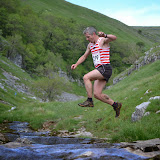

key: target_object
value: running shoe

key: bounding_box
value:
[114,102,122,117]
[78,100,94,107]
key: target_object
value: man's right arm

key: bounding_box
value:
[71,44,91,70]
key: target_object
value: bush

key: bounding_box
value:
[32,76,71,101]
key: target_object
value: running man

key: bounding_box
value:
[71,27,122,117]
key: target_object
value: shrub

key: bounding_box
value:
[32,76,71,101]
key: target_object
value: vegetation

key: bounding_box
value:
[133,26,160,43]
[0,0,154,80]
[0,55,160,142]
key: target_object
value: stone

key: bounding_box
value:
[120,138,160,158]
[132,96,160,122]
[144,89,152,95]
[131,102,150,122]
[144,111,150,116]
[3,142,32,148]
[76,151,94,159]
[74,127,93,138]
[149,96,160,100]
[16,138,32,144]
[0,133,5,142]
[8,106,16,112]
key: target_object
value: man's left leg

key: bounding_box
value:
[93,79,114,105]
[93,79,122,117]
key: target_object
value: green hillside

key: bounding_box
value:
[132,26,160,43]
[0,54,159,142]
[22,0,153,45]
[20,0,156,75]
[0,0,156,81]
[0,56,36,111]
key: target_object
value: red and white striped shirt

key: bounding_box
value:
[90,37,110,68]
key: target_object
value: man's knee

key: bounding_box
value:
[94,92,101,100]
[94,93,109,100]
[83,74,89,81]
[103,94,110,100]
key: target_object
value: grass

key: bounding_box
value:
[0,54,160,142]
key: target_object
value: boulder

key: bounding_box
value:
[131,96,160,122]
[131,102,150,122]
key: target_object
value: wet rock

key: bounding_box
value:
[75,151,94,159]
[120,138,160,158]
[3,141,32,148]
[16,138,32,144]
[0,133,5,144]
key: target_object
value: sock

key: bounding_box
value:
[87,97,93,102]
[112,102,118,108]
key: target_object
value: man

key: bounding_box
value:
[71,27,122,117]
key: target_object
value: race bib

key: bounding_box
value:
[92,52,100,66]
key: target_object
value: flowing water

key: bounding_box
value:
[0,121,148,160]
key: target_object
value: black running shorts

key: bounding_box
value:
[96,64,112,82]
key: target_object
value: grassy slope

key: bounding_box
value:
[1,55,160,142]
[0,56,37,112]
[22,0,153,48]
[132,26,160,43]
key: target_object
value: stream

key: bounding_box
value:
[0,121,149,160]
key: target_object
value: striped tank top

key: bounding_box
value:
[90,37,110,68]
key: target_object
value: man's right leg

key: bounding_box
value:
[78,69,105,107]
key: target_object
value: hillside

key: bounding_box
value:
[20,0,157,75]
[0,56,38,110]
[132,26,160,43]
[22,0,153,45]
[0,0,156,81]
[0,53,159,142]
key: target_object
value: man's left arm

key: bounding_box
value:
[98,32,117,43]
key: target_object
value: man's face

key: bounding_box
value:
[85,32,94,43]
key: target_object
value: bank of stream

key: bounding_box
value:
[0,121,153,160]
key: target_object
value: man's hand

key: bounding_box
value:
[71,64,77,70]
[98,31,106,37]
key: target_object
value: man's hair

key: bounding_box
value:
[83,27,97,35]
